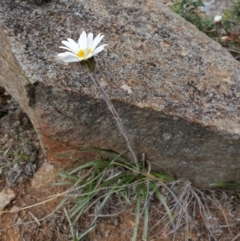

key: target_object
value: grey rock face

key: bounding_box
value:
[1,0,240,188]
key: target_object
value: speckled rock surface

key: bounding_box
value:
[1,0,240,188]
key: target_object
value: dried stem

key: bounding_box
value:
[88,72,138,165]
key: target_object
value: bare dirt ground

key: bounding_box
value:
[1,89,240,241]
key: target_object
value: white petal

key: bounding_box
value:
[58,52,80,62]
[58,52,76,57]
[59,46,76,52]
[87,33,93,49]
[67,38,80,51]
[61,39,79,52]
[62,56,80,62]
[78,31,87,49]
[91,34,104,51]
[92,44,107,56]
[86,53,93,59]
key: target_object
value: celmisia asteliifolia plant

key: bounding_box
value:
[58,31,138,165]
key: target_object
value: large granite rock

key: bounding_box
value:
[1,0,240,188]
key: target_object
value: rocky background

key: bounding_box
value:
[1,1,240,240]
[1,0,240,188]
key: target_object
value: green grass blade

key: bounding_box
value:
[119,190,131,204]
[142,203,149,241]
[132,184,141,241]
[63,207,76,240]
[151,183,174,224]
[68,161,99,175]
[141,177,150,241]
[58,172,80,181]
[118,175,137,205]
[151,172,174,182]
[96,176,135,216]
[76,224,97,240]
[71,195,95,224]
[70,198,88,219]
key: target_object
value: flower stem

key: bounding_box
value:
[88,72,138,165]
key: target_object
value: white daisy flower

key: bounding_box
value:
[214,15,222,23]
[58,31,107,63]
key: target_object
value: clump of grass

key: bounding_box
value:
[54,153,175,240]
[56,154,172,241]
[54,152,232,241]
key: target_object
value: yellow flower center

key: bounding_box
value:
[76,48,93,59]
[76,49,86,59]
